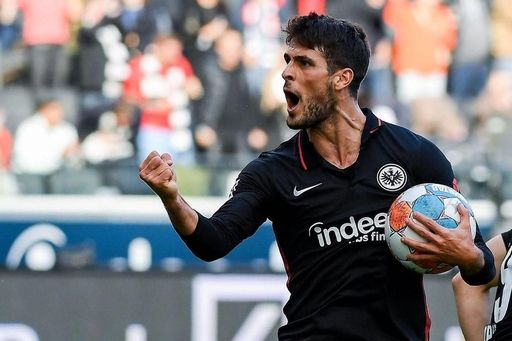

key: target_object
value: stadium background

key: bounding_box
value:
[0,0,510,340]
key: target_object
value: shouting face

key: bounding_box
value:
[282,42,337,129]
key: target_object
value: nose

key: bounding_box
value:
[282,63,294,81]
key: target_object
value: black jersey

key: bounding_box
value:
[183,109,494,341]
[485,229,512,340]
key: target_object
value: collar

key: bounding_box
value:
[295,108,384,171]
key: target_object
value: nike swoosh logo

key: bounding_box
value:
[293,183,323,197]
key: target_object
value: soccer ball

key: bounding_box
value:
[385,183,477,274]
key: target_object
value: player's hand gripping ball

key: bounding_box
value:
[385,183,477,274]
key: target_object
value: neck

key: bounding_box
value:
[307,101,366,169]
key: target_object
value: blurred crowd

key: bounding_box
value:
[0,0,511,207]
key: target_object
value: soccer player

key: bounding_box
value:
[452,229,512,341]
[139,13,495,340]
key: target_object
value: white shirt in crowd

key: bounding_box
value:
[12,114,78,175]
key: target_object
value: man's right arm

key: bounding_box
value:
[452,234,506,341]
[139,151,198,236]
[139,151,269,261]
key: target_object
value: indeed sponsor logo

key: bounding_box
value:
[308,213,388,247]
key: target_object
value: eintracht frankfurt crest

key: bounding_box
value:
[377,164,407,191]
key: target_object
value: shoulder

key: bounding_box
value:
[228,142,292,198]
[18,115,42,130]
[380,121,441,153]
[244,136,298,173]
[237,134,300,189]
[378,121,453,180]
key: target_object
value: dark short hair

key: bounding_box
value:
[283,12,371,98]
[35,98,60,111]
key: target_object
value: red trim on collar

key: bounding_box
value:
[298,132,308,171]
[370,118,382,134]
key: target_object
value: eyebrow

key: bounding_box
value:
[296,55,314,64]
[283,53,315,64]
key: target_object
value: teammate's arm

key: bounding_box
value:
[452,235,505,341]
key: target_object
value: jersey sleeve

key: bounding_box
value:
[180,159,271,261]
[412,137,455,186]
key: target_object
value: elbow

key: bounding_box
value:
[451,273,464,291]
[195,253,221,262]
[191,248,230,263]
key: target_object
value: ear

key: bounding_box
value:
[332,68,354,91]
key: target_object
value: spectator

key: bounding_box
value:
[448,0,491,110]
[174,0,231,135]
[81,100,137,165]
[297,0,326,15]
[240,0,283,99]
[75,0,132,143]
[472,70,512,157]
[259,44,292,147]
[383,0,458,104]
[76,0,130,113]
[12,99,80,193]
[146,0,176,36]
[178,0,230,79]
[81,99,145,194]
[123,34,202,165]
[113,0,158,56]
[473,70,512,128]
[0,0,20,50]
[327,0,394,107]
[194,29,263,195]
[409,96,469,145]
[12,0,82,99]
[0,109,16,193]
[490,0,512,73]
[0,109,12,170]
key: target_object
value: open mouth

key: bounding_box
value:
[284,89,300,111]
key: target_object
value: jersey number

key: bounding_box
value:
[494,247,512,322]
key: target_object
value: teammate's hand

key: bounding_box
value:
[401,204,483,273]
[139,151,178,199]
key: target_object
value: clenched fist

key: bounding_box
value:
[139,151,178,199]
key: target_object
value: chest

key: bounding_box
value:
[274,156,412,222]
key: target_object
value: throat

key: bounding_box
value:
[308,129,362,170]
[327,151,359,169]
[317,139,361,169]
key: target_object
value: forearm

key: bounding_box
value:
[453,276,490,340]
[180,213,236,261]
[161,194,198,236]
[456,296,489,341]
[162,194,240,261]
[179,190,269,262]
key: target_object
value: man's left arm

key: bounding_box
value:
[403,206,495,285]
[406,138,495,284]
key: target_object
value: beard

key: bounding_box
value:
[286,82,337,130]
